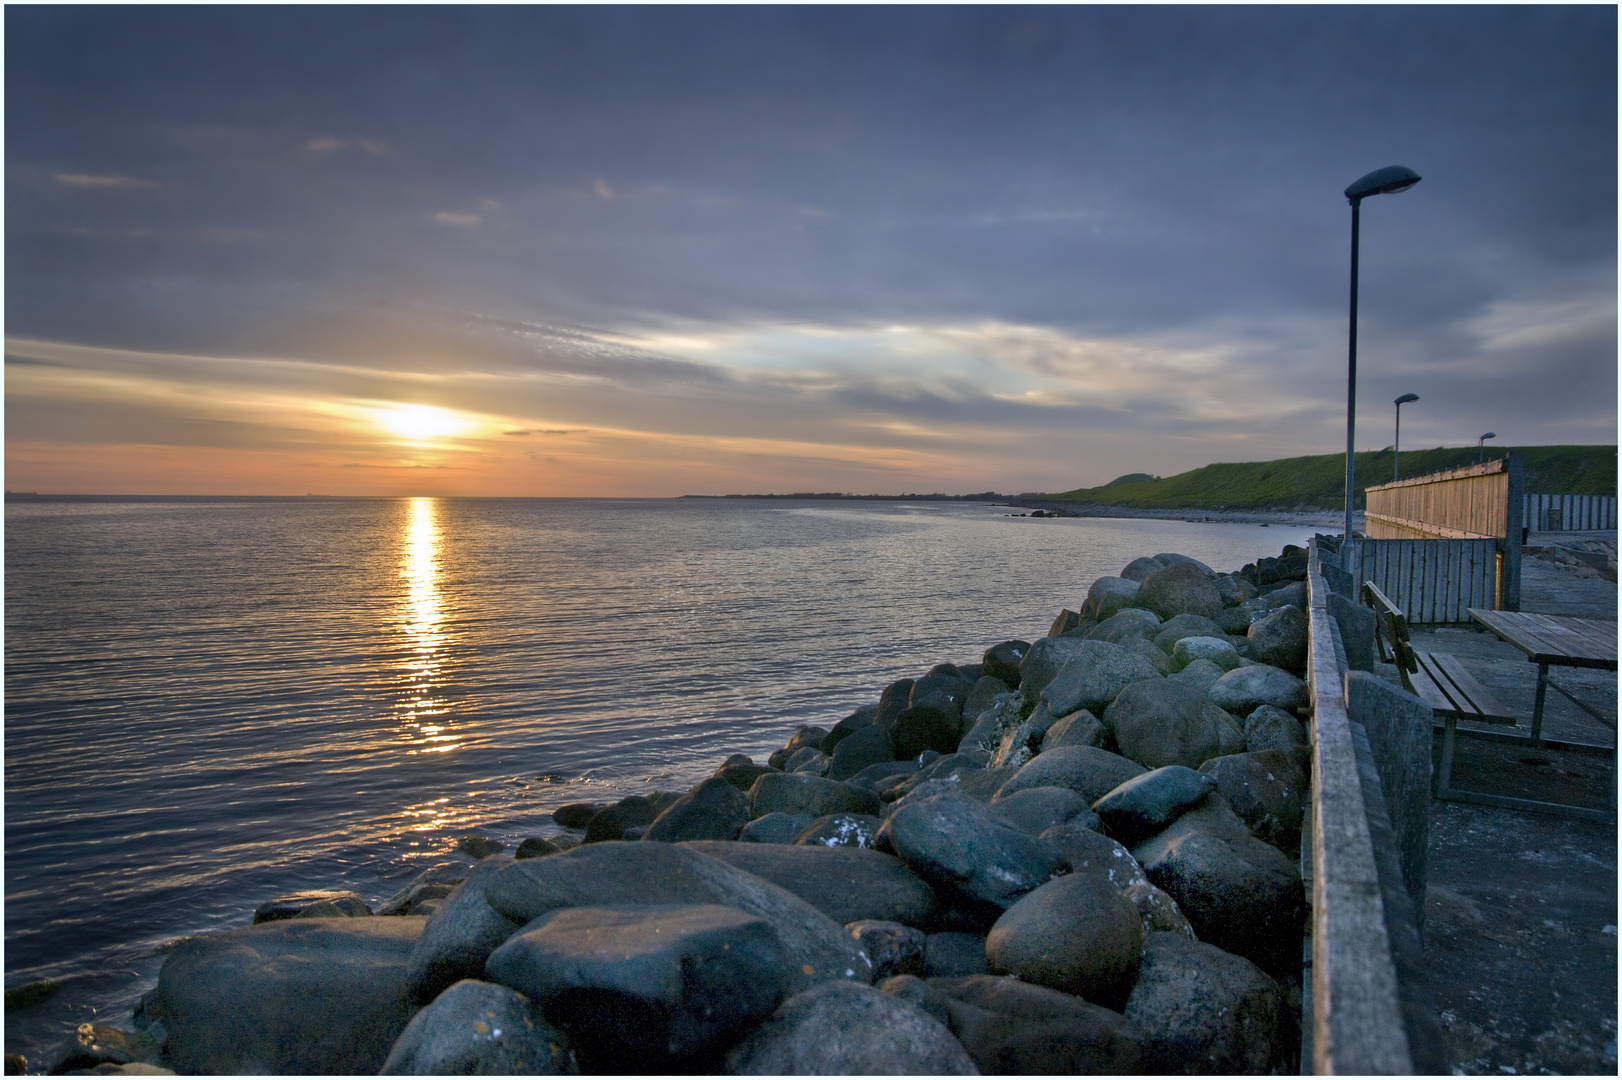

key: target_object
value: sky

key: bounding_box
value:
[5,5,1616,497]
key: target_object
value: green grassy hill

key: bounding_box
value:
[1037,445,1617,511]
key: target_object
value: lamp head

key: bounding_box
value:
[1395,393,1419,405]
[1479,432,1496,442]
[1345,165,1421,203]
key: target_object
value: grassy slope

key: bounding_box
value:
[1037,445,1617,511]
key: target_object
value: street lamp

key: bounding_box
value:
[1393,393,1419,482]
[1343,165,1421,543]
[1478,431,1496,463]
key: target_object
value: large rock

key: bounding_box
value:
[1207,664,1310,715]
[644,777,751,843]
[1119,556,1167,582]
[957,692,1026,755]
[818,708,878,756]
[1153,552,1215,575]
[679,840,938,926]
[982,640,1029,688]
[963,675,1013,720]
[874,679,916,728]
[482,842,871,995]
[826,723,898,782]
[1136,562,1224,620]
[1123,932,1286,1074]
[923,932,992,976]
[42,1024,159,1075]
[846,920,926,980]
[485,905,785,1065]
[986,786,1097,836]
[892,705,961,761]
[583,796,663,844]
[786,747,832,776]
[1243,704,1308,756]
[377,862,469,917]
[1084,608,1163,645]
[1171,635,1242,672]
[1084,576,1142,622]
[136,918,424,1075]
[1038,708,1107,752]
[1091,766,1217,844]
[985,872,1142,1008]
[724,981,977,1075]
[252,890,371,924]
[913,975,1144,1075]
[406,856,524,1002]
[738,810,816,844]
[876,791,1065,913]
[1151,614,1226,654]
[1015,636,1092,698]
[713,757,779,793]
[1039,641,1166,717]
[1131,802,1304,975]
[1197,750,1306,851]
[1247,605,1308,675]
[1037,824,1196,940]
[1104,680,1245,770]
[996,745,1147,804]
[748,772,882,818]
[380,979,576,1075]
[793,812,883,849]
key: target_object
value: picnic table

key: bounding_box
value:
[1468,608,1617,818]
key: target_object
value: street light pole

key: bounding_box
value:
[1478,432,1496,464]
[1394,393,1418,482]
[1341,166,1421,543]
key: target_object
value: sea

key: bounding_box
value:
[2,495,1319,1062]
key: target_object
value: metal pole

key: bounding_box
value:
[1394,400,1401,483]
[1345,197,1361,542]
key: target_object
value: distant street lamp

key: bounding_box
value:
[1343,165,1422,542]
[1393,393,1419,482]
[1478,431,1496,463]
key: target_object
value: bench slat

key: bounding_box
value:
[1424,651,1515,725]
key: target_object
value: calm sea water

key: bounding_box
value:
[3,496,1316,1061]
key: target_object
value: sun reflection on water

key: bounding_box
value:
[394,497,459,757]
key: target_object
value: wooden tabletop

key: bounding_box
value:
[1468,609,1618,671]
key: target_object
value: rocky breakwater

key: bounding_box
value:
[65,545,1316,1077]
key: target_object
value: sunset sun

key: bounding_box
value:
[380,404,462,441]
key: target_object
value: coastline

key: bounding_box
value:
[1007,499,1359,531]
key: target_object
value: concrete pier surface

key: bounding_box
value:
[1382,543,1616,1075]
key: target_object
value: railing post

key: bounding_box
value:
[1503,453,1524,612]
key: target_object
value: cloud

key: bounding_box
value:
[54,173,161,190]
[433,212,482,227]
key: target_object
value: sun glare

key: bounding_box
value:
[381,404,463,441]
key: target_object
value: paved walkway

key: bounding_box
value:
[1381,553,1617,1074]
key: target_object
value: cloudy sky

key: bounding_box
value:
[5,6,1615,496]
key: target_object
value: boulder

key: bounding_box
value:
[986,786,1097,836]
[845,920,926,980]
[982,641,1029,687]
[1132,804,1304,975]
[1049,607,1083,635]
[1104,679,1245,770]
[986,710,1058,771]
[844,760,917,791]
[826,724,898,782]
[1129,636,1177,675]
[583,797,663,844]
[923,932,992,977]
[136,918,424,1075]
[1039,641,1166,717]
[1208,665,1309,715]
[379,979,576,1075]
[963,675,1014,720]
[1247,605,1308,675]
[738,810,816,844]
[43,1024,159,1076]
[818,708,878,756]
[1037,824,1195,940]
[793,813,884,849]
[996,745,1147,804]
[378,863,469,916]
[892,705,961,761]
[457,836,506,860]
[1243,704,1309,756]
[1039,708,1108,752]
[1084,607,1163,645]
[956,692,1026,755]
[1154,553,1215,575]
[1120,556,1167,582]
[1197,750,1306,851]
[550,803,604,830]
[1091,766,1218,844]
[483,843,870,994]
[876,791,1065,912]
[713,758,779,793]
[1124,880,1198,940]
[1088,574,1142,607]
[770,726,829,769]
[485,905,785,1066]
[911,672,973,712]
[1212,606,1254,634]
[252,890,371,924]
[985,871,1142,1008]
[874,679,916,728]
[1136,562,1223,620]
[1213,573,1258,606]
[515,837,561,860]
[406,856,524,1002]
[678,840,938,927]
[644,777,751,843]
[1123,933,1286,1074]
[1171,635,1242,672]
[1151,614,1225,654]
[922,975,1145,1075]
[1168,657,1225,693]
[748,772,882,818]
[786,747,832,776]
[723,981,977,1075]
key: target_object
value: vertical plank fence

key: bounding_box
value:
[1524,493,1617,532]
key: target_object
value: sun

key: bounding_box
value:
[380,404,463,441]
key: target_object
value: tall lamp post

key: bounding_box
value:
[1393,393,1419,482]
[1478,431,1496,463]
[1343,165,1421,543]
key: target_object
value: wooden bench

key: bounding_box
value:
[1363,581,1517,798]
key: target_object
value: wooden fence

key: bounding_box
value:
[1525,493,1617,532]
[1359,456,1523,619]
